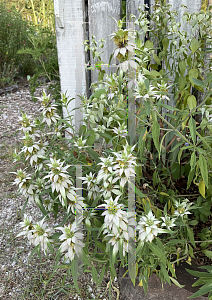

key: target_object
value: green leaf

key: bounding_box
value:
[49,232,61,240]
[192,78,206,88]
[179,76,186,90]
[189,219,198,226]
[189,117,196,144]
[199,154,208,188]
[90,89,106,100]
[91,266,99,284]
[79,125,86,136]
[98,265,106,286]
[87,148,100,163]
[187,168,195,189]
[188,282,212,298]
[202,250,212,259]
[71,259,80,293]
[153,54,160,65]
[170,277,185,288]
[179,61,186,76]
[190,38,199,54]
[35,197,48,217]
[83,249,92,268]
[186,226,195,247]
[145,40,153,49]
[199,181,205,198]
[144,100,151,117]
[152,120,160,153]
[187,95,197,110]
[148,242,166,265]
[162,37,169,51]
[190,152,196,170]
[87,130,96,146]
[189,69,198,86]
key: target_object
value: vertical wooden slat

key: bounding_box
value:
[126,0,145,21]
[54,0,87,135]
[126,0,145,34]
[88,0,121,86]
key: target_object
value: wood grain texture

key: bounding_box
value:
[88,0,121,85]
[54,0,87,134]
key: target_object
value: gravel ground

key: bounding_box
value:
[0,83,121,300]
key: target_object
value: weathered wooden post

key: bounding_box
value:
[54,0,87,136]
[88,0,121,85]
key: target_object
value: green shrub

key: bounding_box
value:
[0,1,35,77]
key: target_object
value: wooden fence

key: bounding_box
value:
[53,0,203,133]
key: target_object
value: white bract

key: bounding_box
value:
[99,196,128,236]
[80,172,99,200]
[100,176,121,198]
[18,113,35,134]
[12,169,36,203]
[58,187,86,214]
[42,104,60,126]
[97,156,115,182]
[73,136,87,149]
[161,215,176,230]
[112,122,127,137]
[173,198,193,217]
[16,214,34,240]
[30,218,54,253]
[56,222,84,261]
[137,210,161,243]
[113,143,137,187]
[44,158,73,198]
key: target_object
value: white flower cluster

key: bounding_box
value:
[97,142,137,189]
[56,222,84,261]
[18,113,36,134]
[134,72,170,102]
[17,215,84,261]
[12,169,37,203]
[20,132,47,167]
[16,215,53,253]
[99,196,134,257]
[44,158,86,213]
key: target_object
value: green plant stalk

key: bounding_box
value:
[30,0,37,25]
[154,108,193,146]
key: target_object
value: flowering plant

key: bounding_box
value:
[13,2,212,298]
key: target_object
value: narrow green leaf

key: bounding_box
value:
[190,152,196,169]
[186,269,212,278]
[186,226,195,247]
[199,154,208,188]
[98,265,106,286]
[202,250,212,259]
[148,243,166,265]
[189,118,196,144]
[152,120,160,153]
[162,37,169,51]
[187,168,195,189]
[170,277,185,288]
[192,78,206,88]
[188,282,212,298]
[179,61,186,76]
[91,266,98,284]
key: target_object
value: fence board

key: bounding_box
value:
[54,0,87,135]
[88,0,121,85]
